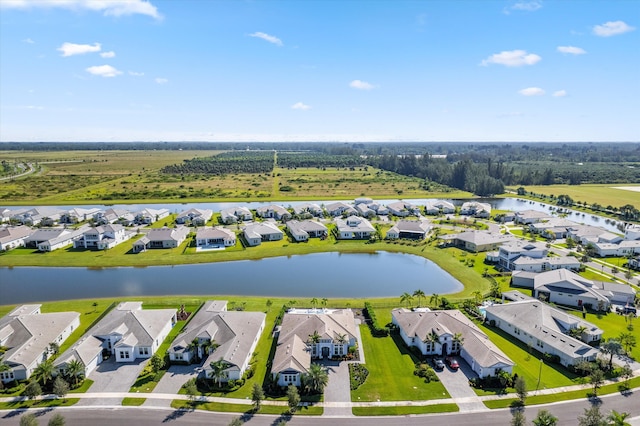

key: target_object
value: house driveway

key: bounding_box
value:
[436,358,485,412]
[77,357,147,406]
[321,360,353,417]
[143,363,203,407]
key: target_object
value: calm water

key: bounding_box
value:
[0,252,463,304]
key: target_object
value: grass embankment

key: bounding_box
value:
[0,398,79,410]
[506,184,640,208]
[122,397,146,406]
[170,400,323,415]
[352,404,459,416]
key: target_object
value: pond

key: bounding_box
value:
[0,251,463,304]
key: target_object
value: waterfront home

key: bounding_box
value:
[485,292,601,367]
[271,309,358,387]
[497,241,548,271]
[195,227,236,248]
[10,207,64,226]
[0,305,79,383]
[25,226,88,252]
[220,207,253,224]
[354,197,373,205]
[529,218,578,239]
[0,225,32,251]
[440,230,515,253]
[168,301,265,382]
[256,205,292,221]
[533,269,616,310]
[334,216,375,240]
[514,209,552,225]
[242,222,283,246]
[94,208,136,226]
[386,220,431,240]
[175,208,213,226]
[460,201,491,218]
[392,308,514,378]
[135,208,170,225]
[292,203,323,218]
[55,302,176,376]
[355,203,376,218]
[132,226,190,252]
[0,208,11,223]
[592,240,640,257]
[286,220,328,242]
[368,202,389,215]
[325,202,357,217]
[73,224,134,250]
[60,207,101,224]
[386,201,420,217]
[625,224,640,241]
[424,200,455,215]
[511,255,581,273]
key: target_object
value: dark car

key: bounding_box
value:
[432,358,445,370]
[446,356,459,370]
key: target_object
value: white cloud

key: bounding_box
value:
[553,90,567,97]
[557,45,586,55]
[100,51,116,58]
[291,102,311,110]
[58,42,101,57]
[481,50,541,67]
[86,65,122,77]
[128,71,144,76]
[22,37,34,44]
[349,80,376,90]
[248,32,283,46]
[155,77,168,84]
[518,87,545,96]
[511,1,542,11]
[1,0,162,20]
[593,21,635,37]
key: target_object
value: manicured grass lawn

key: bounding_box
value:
[567,310,640,361]
[352,403,459,416]
[122,397,146,406]
[68,379,94,394]
[507,184,640,208]
[170,399,323,415]
[351,325,450,402]
[0,398,79,410]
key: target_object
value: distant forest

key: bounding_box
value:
[3,141,639,196]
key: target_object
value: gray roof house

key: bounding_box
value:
[392,308,514,378]
[176,208,213,226]
[73,224,134,250]
[514,209,552,224]
[386,220,431,240]
[242,222,283,246]
[0,225,32,251]
[168,301,265,382]
[255,205,292,221]
[485,293,601,367]
[132,226,190,252]
[93,208,136,226]
[325,202,357,217]
[497,240,548,271]
[220,206,253,224]
[386,201,420,217]
[25,226,88,252]
[0,305,80,383]
[510,255,581,273]
[424,200,455,215]
[286,220,328,242]
[10,207,64,226]
[293,203,323,218]
[195,227,236,248]
[272,309,358,387]
[60,207,101,224]
[460,202,491,218]
[532,269,622,310]
[625,224,640,241]
[440,231,515,253]
[334,216,375,240]
[135,208,170,225]
[355,203,376,218]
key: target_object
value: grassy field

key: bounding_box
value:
[507,184,640,207]
[351,325,450,402]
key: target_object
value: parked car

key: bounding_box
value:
[446,356,459,370]
[432,358,445,370]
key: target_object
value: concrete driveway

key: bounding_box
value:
[143,363,203,407]
[436,357,485,412]
[77,357,147,406]
[321,360,352,417]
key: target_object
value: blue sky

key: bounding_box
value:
[0,0,638,142]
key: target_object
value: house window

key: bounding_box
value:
[139,347,149,355]
[120,351,130,359]
[1,371,14,380]
[175,353,183,360]
[425,342,435,353]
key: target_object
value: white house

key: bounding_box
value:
[532,269,620,311]
[386,220,431,240]
[497,241,548,271]
[175,208,213,226]
[132,226,190,252]
[511,255,581,273]
[242,222,283,246]
[271,309,358,387]
[423,200,455,215]
[255,205,292,221]
[60,208,101,224]
[625,224,640,241]
[286,220,328,242]
[325,202,357,217]
[440,231,515,253]
[0,225,32,251]
[355,203,376,218]
[135,208,170,225]
[293,203,323,218]
[0,305,80,383]
[73,224,134,250]
[334,216,375,240]
[460,202,491,218]
[593,240,640,257]
[220,207,253,224]
[25,227,88,252]
[514,210,552,225]
[10,207,64,226]
[195,227,236,248]
[392,308,514,378]
[93,208,136,226]
[386,201,420,217]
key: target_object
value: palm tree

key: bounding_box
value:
[532,409,558,426]
[202,339,217,357]
[452,333,464,354]
[413,289,426,307]
[33,359,55,387]
[471,291,483,305]
[424,330,440,354]
[208,358,229,387]
[321,298,328,309]
[400,292,413,308]
[310,298,319,309]
[64,359,85,387]
[568,325,587,340]
[430,293,440,308]
[302,363,329,394]
[607,410,631,426]
[0,355,9,373]
[308,330,321,345]
[189,338,201,362]
[336,333,347,345]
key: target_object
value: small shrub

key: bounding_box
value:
[349,364,369,390]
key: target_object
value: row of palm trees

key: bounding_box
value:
[400,290,443,308]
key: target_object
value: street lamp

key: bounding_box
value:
[536,358,543,392]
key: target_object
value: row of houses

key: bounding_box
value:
[0,207,171,227]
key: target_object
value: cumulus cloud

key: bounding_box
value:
[248,32,283,46]
[510,1,542,11]
[86,65,122,77]
[100,51,116,58]
[557,46,586,55]
[129,71,144,76]
[22,38,34,44]
[1,0,162,20]
[291,102,311,110]
[155,77,168,84]
[518,87,545,96]
[553,90,567,97]
[58,42,101,57]
[481,50,541,67]
[593,21,635,37]
[349,80,375,90]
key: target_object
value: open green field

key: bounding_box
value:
[508,184,640,207]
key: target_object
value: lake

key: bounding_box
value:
[0,251,463,304]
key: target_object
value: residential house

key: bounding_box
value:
[195,227,236,247]
[497,241,548,271]
[566,225,623,246]
[440,231,515,253]
[286,220,328,242]
[355,203,376,218]
[0,208,12,223]
[0,225,32,251]
[168,301,265,383]
[485,293,601,367]
[460,202,491,218]
[271,309,358,387]
[175,208,213,226]
[94,208,135,226]
[629,256,640,271]
[625,224,640,241]
[10,207,64,226]
[593,240,640,257]
[532,269,618,310]
[255,205,292,221]
[386,220,431,240]
[25,227,88,252]
[220,207,253,224]
[135,208,170,225]
[325,202,357,217]
[132,226,190,252]
[368,202,389,216]
[54,302,176,376]
[423,200,455,215]
[73,224,134,250]
[292,203,323,218]
[0,305,79,383]
[529,218,577,239]
[386,201,421,217]
[392,308,514,378]
[60,208,101,224]
[511,255,581,273]
[242,222,283,246]
[514,210,552,225]
[334,216,375,240]
[354,197,373,205]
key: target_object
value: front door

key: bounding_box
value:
[441,343,448,357]
[322,347,330,359]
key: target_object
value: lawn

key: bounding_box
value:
[122,397,146,406]
[351,325,450,402]
[170,399,323,415]
[507,184,640,208]
[352,403,459,416]
[0,398,80,410]
[567,310,640,361]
